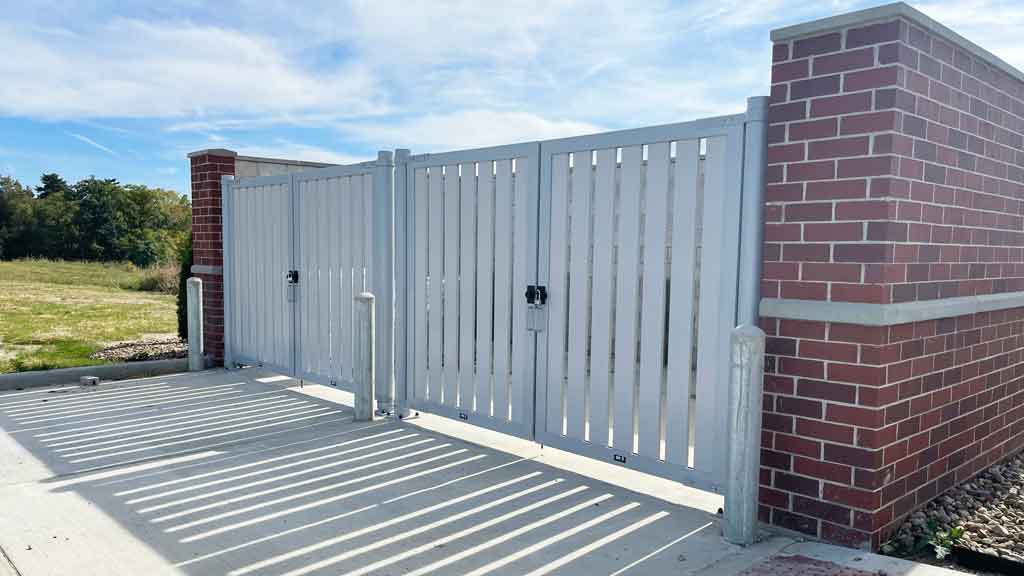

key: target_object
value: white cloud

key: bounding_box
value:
[232,139,369,166]
[66,132,119,156]
[338,110,601,152]
[0,18,387,120]
[915,1,1024,70]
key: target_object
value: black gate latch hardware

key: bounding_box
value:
[286,270,300,284]
[525,285,548,305]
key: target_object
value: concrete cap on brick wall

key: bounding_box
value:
[771,1,1024,85]
[187,148,238,158]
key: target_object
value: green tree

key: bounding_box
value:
[35,173,70,200]
[0,176,36,259]
[69,177,126,262]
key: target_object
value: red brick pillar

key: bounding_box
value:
[760,5,1024,549]
[188,149,236,365]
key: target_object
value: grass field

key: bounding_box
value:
[0,260,177,373]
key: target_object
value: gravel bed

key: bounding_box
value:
[886,450,1024,567]
[89,337,187,362]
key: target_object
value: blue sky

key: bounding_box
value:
[2,1,1021,197]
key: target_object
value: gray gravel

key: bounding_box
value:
[887,450,1024,566]
[89,337,186,362]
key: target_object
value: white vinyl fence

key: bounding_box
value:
[222,99,767,493]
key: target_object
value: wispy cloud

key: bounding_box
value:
[66,132,119,156]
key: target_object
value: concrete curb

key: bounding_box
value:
[0,359,189,391]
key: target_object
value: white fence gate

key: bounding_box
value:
[532,118,746,492]
[223,154,394,402]
[399,144,539,439]
[221,99,767,494]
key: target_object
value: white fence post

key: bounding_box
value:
[374,151,395,413]
[393,149,411,419]
[737,96,768,326]
[354,292,377,421]
[186,277,204,371]
[220,174,235,369]
[724,324,765,545]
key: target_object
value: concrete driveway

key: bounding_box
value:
[0,368,792,575]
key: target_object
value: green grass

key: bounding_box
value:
[0,259,177,373]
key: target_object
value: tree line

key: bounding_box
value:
[0,173,190,267]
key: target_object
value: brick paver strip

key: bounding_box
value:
[738,555,881,576]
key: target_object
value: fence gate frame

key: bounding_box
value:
[222,152,395,408]
[396,143,541,440]
[531,114,749,493]
[220,97,768,498]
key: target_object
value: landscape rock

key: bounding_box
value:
[885,450,1024,568]
[89,336,186,362]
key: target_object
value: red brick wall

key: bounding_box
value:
[189,152,234,363]
[762,14,1024,549]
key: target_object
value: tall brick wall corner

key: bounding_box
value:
[761,6,1024,550]
[189,149,235,365]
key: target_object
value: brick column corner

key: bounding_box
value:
[188,148,236,365]
[760,4,1024,550]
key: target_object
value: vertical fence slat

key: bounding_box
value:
[638,142,671,461]
[268,184,279,366]
[510,156,531,425]
[665,139,699,467]
[589,148,616,447]
[414,168,429,402]
[443,165,460,406]
[546,153,570,435]
[694,136,727,474]
[491,159,513,421]
[318,178,330,375]
[427,168,445,401]
[613,145,643,454]
[459,162,477,410]
[328,177,341,381]
[340,176,354,383]
[475,162,495,417]
[566,152,592,441]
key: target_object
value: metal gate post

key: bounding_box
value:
[373,151,395,413]
[724,95,769,546]
[186,277,204,371]
[725,324,766,545]
[354,292,377,421]
[737,96,769,326]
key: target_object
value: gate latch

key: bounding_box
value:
[525,285,548,306]
[286,270,300,285]
[525,285,548,332]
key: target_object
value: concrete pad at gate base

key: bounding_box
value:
[3,367,934,575]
